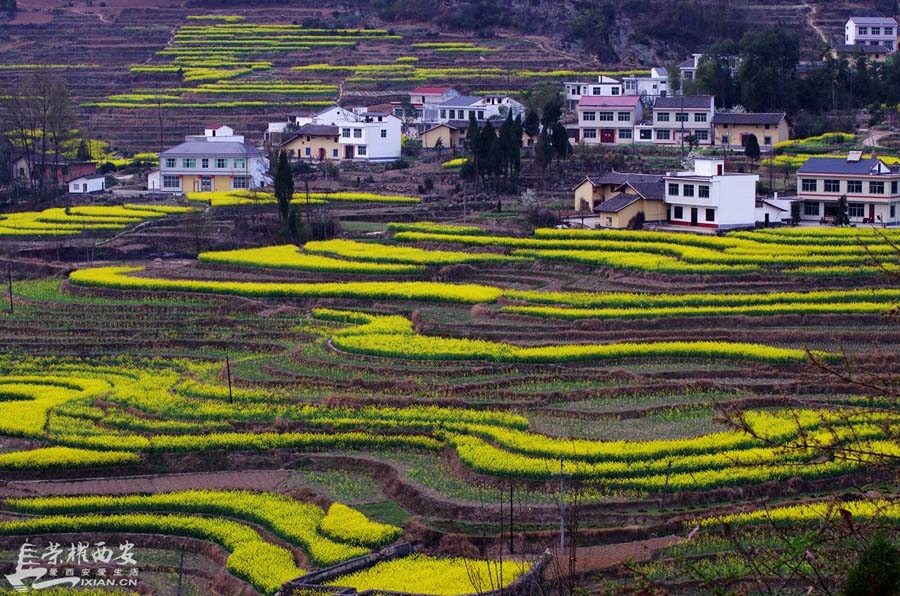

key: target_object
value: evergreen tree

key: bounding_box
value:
[743,133,760,166]
[465,113,482,183]
[522,109,540,141]
[498,113,515,178]
[540,94,562,129]
[534,129,553,178]
[479,120,498,180]
[511,114,523,174]
[550,122,570,159]
[274,151,294,224]
[836,194,850,226]
[844,533,900,596]
[76,139,91,161]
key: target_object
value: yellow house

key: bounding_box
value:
[279,124,341,161]
[422,123,466,150]
[573,172,666,229]
[712,113,789,151]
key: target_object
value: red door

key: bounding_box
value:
[344,145,354,159]
[869,204,875,222]
[600,129,615,143]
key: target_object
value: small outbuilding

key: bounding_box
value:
[68,174,106,194]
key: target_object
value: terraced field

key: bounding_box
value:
[0,214,898,595]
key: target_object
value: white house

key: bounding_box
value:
[432,95,525,125]
[274,106,402,162]
[664,158,758,229]
[68,174,106,194]
[564,71,670,110]
[678,54,703,83]
[796,154,900,225]
[154,125,270,194]
[845,17,898,53]
[576,96,643,145]
[649,96,715,146]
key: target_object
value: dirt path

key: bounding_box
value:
[544,534,683,579]
[802,2,828,46]
[1,470,294,498]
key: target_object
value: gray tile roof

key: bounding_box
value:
[439,95,482,108]
[596,193,640,213]
[713,112,786,125]
[796,157,888,175]
[847,16,897,25]
[160,141,264,157]
[835,44,894,54]
[654,96,713,110]
[596,172,665,201]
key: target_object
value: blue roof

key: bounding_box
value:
[439,96,482,108]
[796,157,891,175]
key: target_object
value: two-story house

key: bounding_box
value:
[796,155,900,225]
[845,17,898,53]
[150,125,269,194]
[650,96,715,146]
[712,112,790,151]
[564,71,670,111]
[665,158,758,229]
[576,96,643,145]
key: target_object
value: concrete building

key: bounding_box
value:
[664,158,758,229]
[564,69,670,110]
[432,95,524,125]
[271,106,402,162]
[153,125,269,194]
[712,112,790,151]
[796,154,900,225]
[576,96,643,145]
[67,174,106,194]
[845,16,897,53]
[650,96,715,146]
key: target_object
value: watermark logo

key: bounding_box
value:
[5,541,140,592]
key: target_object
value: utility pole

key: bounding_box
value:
[7,269,12,314]
[558,459,565,554]
[225,354,233,403]
[509,481,514,553]
[680,92,685,159]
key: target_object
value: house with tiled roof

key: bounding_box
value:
[796,154,900,224]
[576,96,643,145]
[431,95,525,126]
[150,126,269,194]
[648,96,715,146]
[573,172,667,228]
[712,112,789,150]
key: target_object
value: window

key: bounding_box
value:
[804,202,820,216]
[886,27,894,36]
[891,205,896,219]
[640,129,653,140]
[216,158,227,169]
[611,87,620,95]
[162,175,180,189]
[870,181,885,194]
[232,176,249,189]
[824,179,840,193]
[233,158,246,169]
[892,181,898,194]
[673,206,684,219]
[201,158,209,169]
[657,112,670,122]
[695,130,709,141]
[357,145,367,156]
[182,158,195,168]
[699,185,710,198]
[721,135,730,145]
[675,112,689,122]
[668,183,679,196]
[618,128,632,139]
[705,208,715,222]
[683,184,695,197]
[164,158,176,168]
[583,129,597,139]
[617,112,630,122]
[380,129,387,138]
[583,112,596,121]
[848,203,865,218]
[305,147,311,156]
[859,26,868,35]
[440,109,446,119]
[656,129,671,140]
[847,180,863,193]
[871,27,881,35]
[801,179,817,192]
[764,136,772,145]
[599,112,614,121]
[592,87,601,95]
[694,113,707,123]
[342,128,351,138]
[353,129,362,138]
[332,149,338,158]
[477,111,484,120]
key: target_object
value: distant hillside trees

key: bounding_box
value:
[2,0,16,15]
[567,2,617,61]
